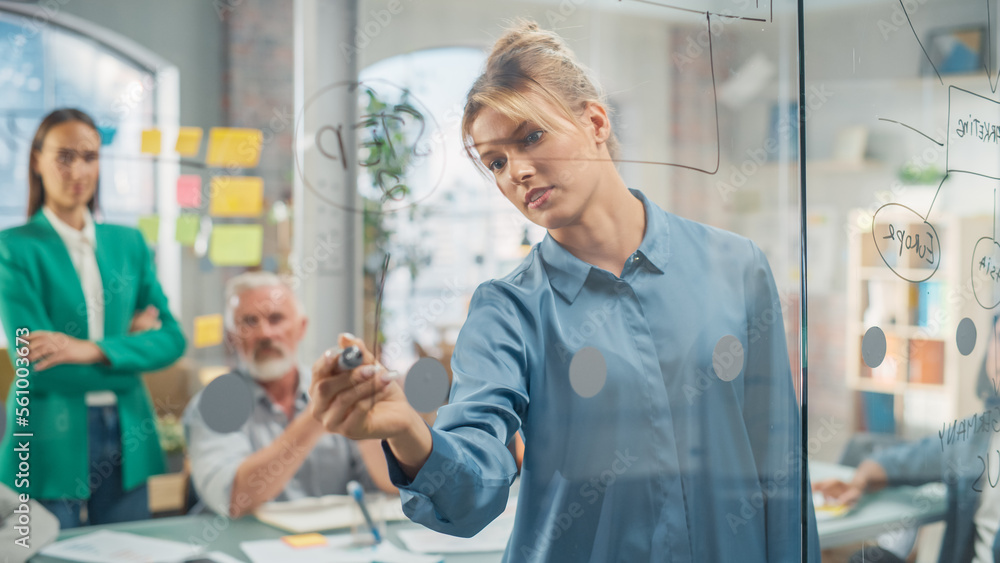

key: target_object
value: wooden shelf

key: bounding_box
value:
[856,322,945,340]
[846,209,994,430]
[852,379,945,395]
[858,267,937,281]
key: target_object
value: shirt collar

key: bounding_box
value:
[539,188,670,303]
[42,206,96,248]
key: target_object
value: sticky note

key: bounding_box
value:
[177,175,202,208]
[140,129,161,154]
[205,127,263,168]
[209,224,263,266]
[193,314,224,348]
[137,215,159,245]
[97,126,117,146]
[209,176,264,217]
[281,533,328,548]
[175,127,203,156]
[175,214,200,246]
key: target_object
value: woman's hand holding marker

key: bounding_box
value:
[310,333,434,478]
[310,333,413,441]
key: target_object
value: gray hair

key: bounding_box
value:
[223,271,303,331]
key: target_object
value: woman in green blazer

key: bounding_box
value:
[0,109,186,528]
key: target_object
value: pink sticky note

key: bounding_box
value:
[177,175,202,208]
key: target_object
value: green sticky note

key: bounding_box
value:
[137,215,160,245]
[209,224,263,266]
[175,214,200,246]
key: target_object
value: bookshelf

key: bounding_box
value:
[845,206,993,434]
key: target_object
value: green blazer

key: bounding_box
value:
[0,211,186,499]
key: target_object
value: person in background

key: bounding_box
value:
[815,314,1000,563]
[309,19,819,562]
[183,271,395,518]
[0,108,187,528]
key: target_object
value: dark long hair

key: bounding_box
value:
[28,108,100,218]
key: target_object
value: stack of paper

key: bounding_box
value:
[241,533,442,563]
[397,516,514,554]
[39,530,202,562]
[253,494,408,533]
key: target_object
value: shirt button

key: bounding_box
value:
[632,255,640,263]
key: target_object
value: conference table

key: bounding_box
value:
[29,462,946,562]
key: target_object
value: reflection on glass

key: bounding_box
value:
[343,3,814,560]
[807,0,1000,561]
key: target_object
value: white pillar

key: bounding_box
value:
[293,0,361,363]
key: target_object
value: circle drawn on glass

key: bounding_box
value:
[862,326,887,368]
[956,317,977,356]
[713,335,744,382]
[199,373,254,434]
[569,347,607,398]
[405,357,450,413]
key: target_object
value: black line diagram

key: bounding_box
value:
[872,0,999,317]
[859,0,1000,383]
[293,78,447,216]
[616,0,774,175]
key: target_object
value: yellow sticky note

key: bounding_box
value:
[281,533,328,548]
[193,314,224,348]
[209,176,264,217]
[205,127,263,168]
[175,127,203,156]
[209,224,263,266]
[175,214,200,246]
[137,215,159,245]
[141,129,161,154]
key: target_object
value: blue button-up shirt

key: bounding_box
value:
[385,189,820,562]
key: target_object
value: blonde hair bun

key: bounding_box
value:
[463,18,619,162]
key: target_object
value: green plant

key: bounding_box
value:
[358,86,433,345]
[897,163,944,185]
[157,413,185,454]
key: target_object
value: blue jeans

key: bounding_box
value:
[39,405,150,528]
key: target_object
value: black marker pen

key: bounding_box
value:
[338,345,363,371]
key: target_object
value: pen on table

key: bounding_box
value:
[347,480,382,545]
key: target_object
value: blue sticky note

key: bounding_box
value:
[97,126,117,146]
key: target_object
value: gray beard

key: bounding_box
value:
[241,353,296,382]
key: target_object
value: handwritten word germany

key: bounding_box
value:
[939,405,1000,451]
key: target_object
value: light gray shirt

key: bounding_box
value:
[182,367,376,516]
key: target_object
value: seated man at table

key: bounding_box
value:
[183,271,395,518]
[815,315,1000,563]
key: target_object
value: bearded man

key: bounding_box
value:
[182,271,394,517]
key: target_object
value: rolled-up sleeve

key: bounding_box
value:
[182,394,253,516]
[871,435,944,487]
